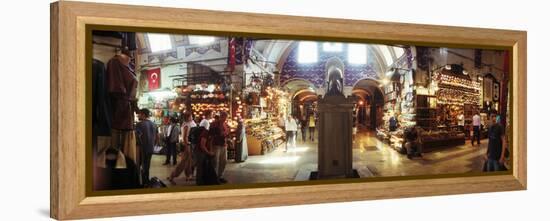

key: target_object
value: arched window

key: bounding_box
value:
[347,43,367,64]
[147,33,172,52]
[298,41,318,63]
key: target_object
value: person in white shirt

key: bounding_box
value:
[472,112,481,146]
[284,115,298,152]
[199,110,212,130]
[278,113,285,130]
[457,111,465,133]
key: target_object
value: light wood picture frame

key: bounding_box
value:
[50,1,527,220]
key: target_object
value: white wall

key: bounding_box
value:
[0,0,545,221]
[159,63,187,89]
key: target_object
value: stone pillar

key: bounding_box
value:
[315,95,357,179]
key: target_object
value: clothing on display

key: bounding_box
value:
[94,147,141,190]
[111,129,139,171]
[106,55,138,130]
[92,59,112,137]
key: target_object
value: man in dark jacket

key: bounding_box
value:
[485,114,507,171]
[135,108,158,184]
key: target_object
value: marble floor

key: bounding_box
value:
[148,129,488,187]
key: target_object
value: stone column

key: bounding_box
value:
[315,95,357,179]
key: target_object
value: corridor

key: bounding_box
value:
[149,129,488,187]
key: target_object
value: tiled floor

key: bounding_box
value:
[148,129,488,187]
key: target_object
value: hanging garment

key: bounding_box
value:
[111,129,140,172]
[95,136,111,154]
[106,55,138,130]
[121,32,137,51]
[94,147,141,190]
[92,59,112,136]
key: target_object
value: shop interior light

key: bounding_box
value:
[445,64,452,70]
[382,78,390,85]
[462,70,469,75]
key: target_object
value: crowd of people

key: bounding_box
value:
[135,109,245,187]
[279,113,318,152]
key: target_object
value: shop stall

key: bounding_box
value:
[240,85,288,155]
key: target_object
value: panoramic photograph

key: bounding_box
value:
[90,30,511,191]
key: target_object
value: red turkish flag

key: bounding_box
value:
[147,68,161,91]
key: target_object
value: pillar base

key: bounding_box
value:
[309,169,360,180]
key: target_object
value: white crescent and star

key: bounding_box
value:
[150,72,158,83]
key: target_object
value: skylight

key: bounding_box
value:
[147,33,172,53]
[393,47,405,58]
[347,43,367,64]
[298,41,318,63]
[188,35,215,45]
[322,42,343,52]
[379,46,394,66]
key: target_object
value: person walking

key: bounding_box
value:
[457,111,465,133]
[209,111,230,183]
[163,117,180,165]
[308,114,316,142]
[285,115,298,152]
[300,116,308,143]
[177,113,197,181]
[484,114,507,171]
[404,126,423,159]
[199,110,212,130]
[389,114,398,132]
[472,111,481,146]
[352,112,358,141]
[277,113,285,131]
[135,108,158,185]
[234,116,248,162]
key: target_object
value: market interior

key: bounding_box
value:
[91,31,510,190]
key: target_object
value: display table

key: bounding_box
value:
[246,133,284,155]
[245,118,285,155]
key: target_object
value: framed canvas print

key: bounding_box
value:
[50,1,527,220]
